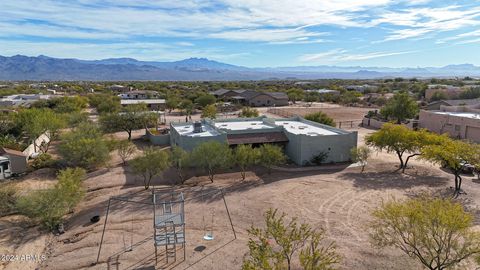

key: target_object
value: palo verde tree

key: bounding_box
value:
[116,140,137,165]
[234,144,260,180]
[239,107,260,118]
[130,147,170,190]
[350,146,372,173]
[259,144,286,174]
[380,91,419,124]
[421,138,478,196]
[365,123,442,172]
[201,104,217,119]
[170,146,190,184]
[190,141,232,182]
[195,94,216,108]
[304,112,335,127]
[370,196,480,270]
[243,208,340,270]
[100,103,157,140]
[16,167,86,230]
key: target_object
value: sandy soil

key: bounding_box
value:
[2,126,480,270]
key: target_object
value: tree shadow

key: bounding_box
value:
[339,171,449,190]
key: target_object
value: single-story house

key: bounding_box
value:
[211,89,289,107]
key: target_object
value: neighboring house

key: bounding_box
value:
[426,98,480,110]
[118,90,160,99]
[305,89,341,95]
[170,116,357,165]
[108,84,128,92]
[0,148,28,175]
[0,94,51,108]
[118,90,165,110]
[120,99,166,111]
[211,89,288,107]
[345,84,378,93]
[418,99,480,143]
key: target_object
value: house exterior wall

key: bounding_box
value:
[247,94,288,107]
[282,118,357,165]
[1,154,27,174]
[170,117,357,165]
[418,110,480,142]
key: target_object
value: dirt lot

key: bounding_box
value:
[1,127,480,270]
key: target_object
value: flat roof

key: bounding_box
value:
[174,123,220,137]
[120,99,165,105]
[214,121,274,131]
[434,111,480,120]
[275,120,338,136]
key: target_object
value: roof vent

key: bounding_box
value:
[193,122,203,133]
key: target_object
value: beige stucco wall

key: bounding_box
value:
[418,110,480,142]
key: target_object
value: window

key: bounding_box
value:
[455,125,461,131]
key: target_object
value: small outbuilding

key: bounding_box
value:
[0,148,28,175]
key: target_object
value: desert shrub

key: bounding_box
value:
[258,144,286,173]
[0,184,18,217]
[310,151,329,165]
[304,112,335,127]
[239,107,259,118]
[16,168,85,230]
[30,153,55,170]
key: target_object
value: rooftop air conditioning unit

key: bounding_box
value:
[193,122,203,133]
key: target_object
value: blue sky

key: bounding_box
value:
[0,0,480,67]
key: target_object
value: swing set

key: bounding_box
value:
[94,187,236,266]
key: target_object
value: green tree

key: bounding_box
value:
[58,122,111,169]
[179,99,194,116]
[365,124,441,171]
[287,89,304,104]
[429,91,448,102]
[370,196,480,270]
[201,104,217,119]
[234,144,260,180]
[304,112,335,127]
[88,94,121,114]
[100,104,157,140]
[240,107,260,118]
[339,91,362,105]
[459,87,480,99]
[380,92,419,124]
[170,146,190,184]
[259,144,286,174]
[52,96,88,113]
[116,140,137,165]
[243,209,340,270]
[190,141,232,182]
[350,146,372,173]
[130,147,170,190]
[166,95,180,112]
[195,94,216,108]
[421,138,477,196]
[16,168,85,230]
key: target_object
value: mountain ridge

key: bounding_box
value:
[0,55,479,81]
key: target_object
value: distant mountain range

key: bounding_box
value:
[0,55,479,81]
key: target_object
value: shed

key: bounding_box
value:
[0,148,27,175]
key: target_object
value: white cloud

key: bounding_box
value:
[378,5,480,41]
